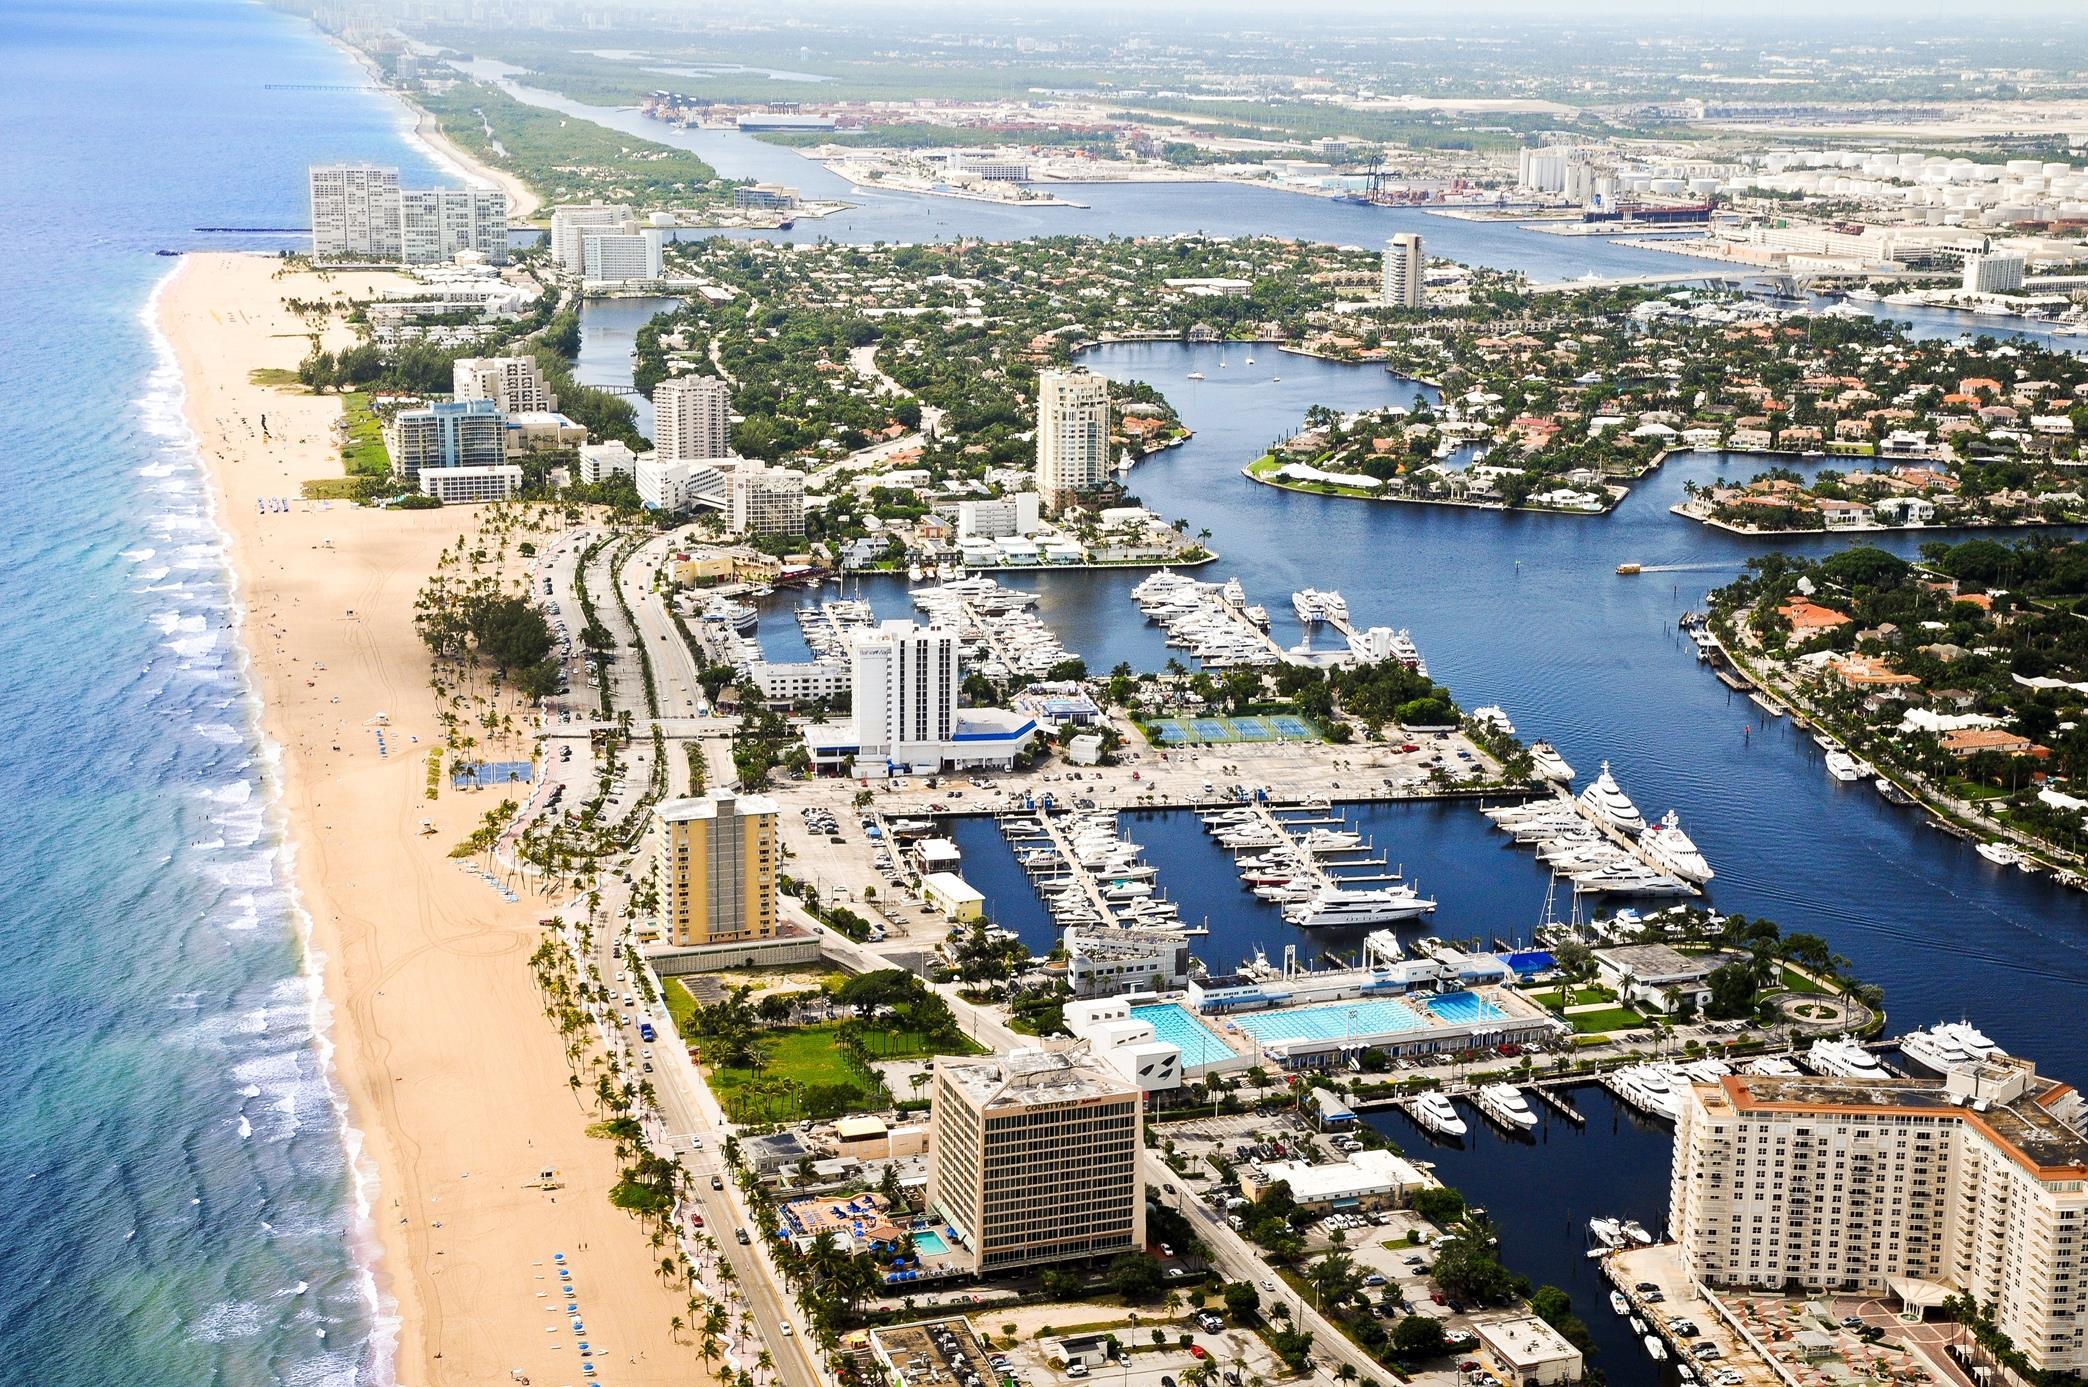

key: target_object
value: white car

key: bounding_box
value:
[781,1324,794,1337]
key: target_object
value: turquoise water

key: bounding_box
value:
[1423,992,1509,1025]
[1,2,445,1381]
[1226,998,1428,1045]
[911,1229,950,1256]
[1129,1003,1232,1063]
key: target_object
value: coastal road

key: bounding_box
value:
[586,906,829,1387]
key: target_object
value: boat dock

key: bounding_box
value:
[1008,809,1200,933]
[1533,1085,1586,1125]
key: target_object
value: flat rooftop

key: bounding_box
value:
[938,1046,1136,1109]
[1709,1071,2088,1176]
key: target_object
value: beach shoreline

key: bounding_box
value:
[319,29,542,221]
[161,251,689,1385]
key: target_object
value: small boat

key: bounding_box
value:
[1875,778,1915,806]
[1616,562,1642,576]
[1621,1219,1654,1245]
[1644,1336,1667,1362]
[1588,1217,1625,1248]
[1977,841,2024,867]
[1186,371,1205,381]
[1610,1292,1631,1317]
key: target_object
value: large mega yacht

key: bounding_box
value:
[1281,880,1437,928]
[1640,810,1714,883]
[1577,762,1648,835]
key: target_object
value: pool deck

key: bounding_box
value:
[1133,985,1558,1066]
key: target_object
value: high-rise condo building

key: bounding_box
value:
[1672,1061,2088,1372]
[384,399,519,503]
[728,465,806,538]
[307,165,507,264]
[654,375,733,462]
[1035,370,1109,509]
[928,1044,1144,1274]
[581,228,665,284]
[652,790,779,947]
[453,355,557,415]
[309,164,403,261]
[399,187,510,264]
[1382,233,1424,310]
[850,620,960,770]
[549,202,636,273]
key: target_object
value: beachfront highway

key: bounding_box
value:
[577,890,828,1387]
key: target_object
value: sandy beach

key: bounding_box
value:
[163,252,688,1384]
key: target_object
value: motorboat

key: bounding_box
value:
[1825,750,1863,782]
[1577,762,1648,835]
[1976,841,2025,868]
[1410,1092,1467,1138]
[1644,1336,1667,1362]
[1474,1083,1538,1131]
[1610,1291,1631,1316]
[1589,1217,1625,1249]
[1620,1220,1654,1245]
[1528,741,1575,783]
[1807,1037,1885,1078]
[1282,881,1437,927]
[1641,809,1714,883]
[1470,705,1516,736]
[1900,1021,2005,1076]
[1742,1056,1802,1077]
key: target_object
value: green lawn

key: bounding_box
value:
[340,392,389,478]
[664,977,704,1037]
[701,1023,886,1123]
[1525,984,1616,1010]
[1779,965,1831,996]
[1567,1006,1647,1034]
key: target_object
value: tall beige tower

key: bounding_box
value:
[1035,370,1110,509]
[653,790,778,947]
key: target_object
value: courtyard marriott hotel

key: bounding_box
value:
[927,1045,1142,1274]
[1672,1058,2088,1372]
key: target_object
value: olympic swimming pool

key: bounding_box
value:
[1131,992,1509,1054]
[1129,1003,1233,1063]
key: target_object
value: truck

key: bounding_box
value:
[638,1021,657,1043]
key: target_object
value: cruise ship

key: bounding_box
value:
[1807,1037,1886,1078]
[1282,880,1436,928]
[1577,762,1648,835]
[1528,741,1575,783]
[1409,1092,1468,1138]
[1474,1083,1538,1131]
[1900,1021,2006,1076]
[1640,810,1714,883]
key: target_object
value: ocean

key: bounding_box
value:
[0,2,445,1381]
[10,2,2088,1383]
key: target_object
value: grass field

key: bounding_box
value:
[1524,984,1616,1010]
[1778,965,1832,996]
[1567,1006,1647,1034]
[689,1018,981,1123]
[340,392,389,477]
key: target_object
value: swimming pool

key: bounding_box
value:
[911,1229,949,1256]
[1130,1003,1234,1063]
[1423,991,1507,1025]
[1225,997,1428,1045]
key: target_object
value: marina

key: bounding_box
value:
[1481,765,1711,899]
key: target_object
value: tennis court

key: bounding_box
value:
[1151,714,1322,745]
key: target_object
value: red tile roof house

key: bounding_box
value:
[1940,728,2040,758]
[1779,599,1854,634]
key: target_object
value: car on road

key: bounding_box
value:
[735,1228,750,1244]
[710,1174,725,1190]
[781,1324,793,1337]
[1188,1346,1206,1361]
[1260,1279,1276,1293]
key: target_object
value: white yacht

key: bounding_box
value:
[1807,1037,1885,1078]
[1471,706,1516,736]
[1976,841,2025,868]
[1578,762,1648,835]
[1293,588,1333,623]
[1900,1021,2005,1076]
[1589,1217,1626,1249]
[1282,881,1437,927]
[1824,750,1863,782]
[1475,1083,1539,1131]
[1742,1056,1802,1077]
[1528,741,1575,783]
[1641,810,1714,884]
[1410,1092,1468,1138]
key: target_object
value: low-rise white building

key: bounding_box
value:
[419,463,523,504]
[578,440,639,484]
[1472,1314,1585,1387]
[1239,1148,1427,1212]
